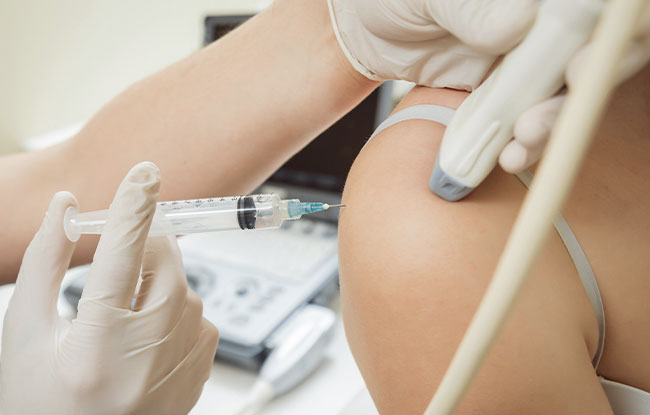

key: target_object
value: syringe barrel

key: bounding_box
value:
[64,194,292,242]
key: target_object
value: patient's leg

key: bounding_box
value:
[338,87,611,414]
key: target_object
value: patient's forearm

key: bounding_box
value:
[0,0,378,283]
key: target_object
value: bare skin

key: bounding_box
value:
[0,0,379,284]
[338,65,650,413]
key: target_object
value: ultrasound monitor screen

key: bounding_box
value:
[204,15,390,191]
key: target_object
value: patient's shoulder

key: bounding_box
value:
[339,87,527,290]
[337,87,603,414]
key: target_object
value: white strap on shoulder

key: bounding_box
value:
[368,105,455,143]
[515,170,605,369]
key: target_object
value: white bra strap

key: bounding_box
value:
[515,170,605,369]
[368,104,455,144]
[369,104,606,370]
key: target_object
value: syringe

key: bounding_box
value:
[63,194,344,242]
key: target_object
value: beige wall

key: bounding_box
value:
[0,0,268,152]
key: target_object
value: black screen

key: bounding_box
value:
[204,15,389,191]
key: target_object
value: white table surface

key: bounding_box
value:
[0,284,376,415]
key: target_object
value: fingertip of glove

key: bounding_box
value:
[128,161,160,179]
[126,161,161,193]
[49,191,79,213]
[40,191,79,239]
[97,162,162,250]
[499,141,528,174]
[514,97,563,147]
[116,162,161,212]
[514,115,545,148]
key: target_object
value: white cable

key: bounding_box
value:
[425,0,646,413]
[233,381,275,415]
[231,305,336,415]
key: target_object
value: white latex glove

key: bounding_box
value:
[499,4,650,173]
[0,162,219,415]
[328,0,538,90]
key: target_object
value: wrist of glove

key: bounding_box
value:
[0,162,219,415]
[328,0,537,90]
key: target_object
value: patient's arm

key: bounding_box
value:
[0,0,378,283]
[338,87,612,414]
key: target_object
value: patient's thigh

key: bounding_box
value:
[338,106,611,414]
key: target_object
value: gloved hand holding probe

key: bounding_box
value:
[0,162,219,414]
[500,4,650,173]
[330,0,650,180]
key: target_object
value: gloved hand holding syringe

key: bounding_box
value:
[64,194,344,242]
